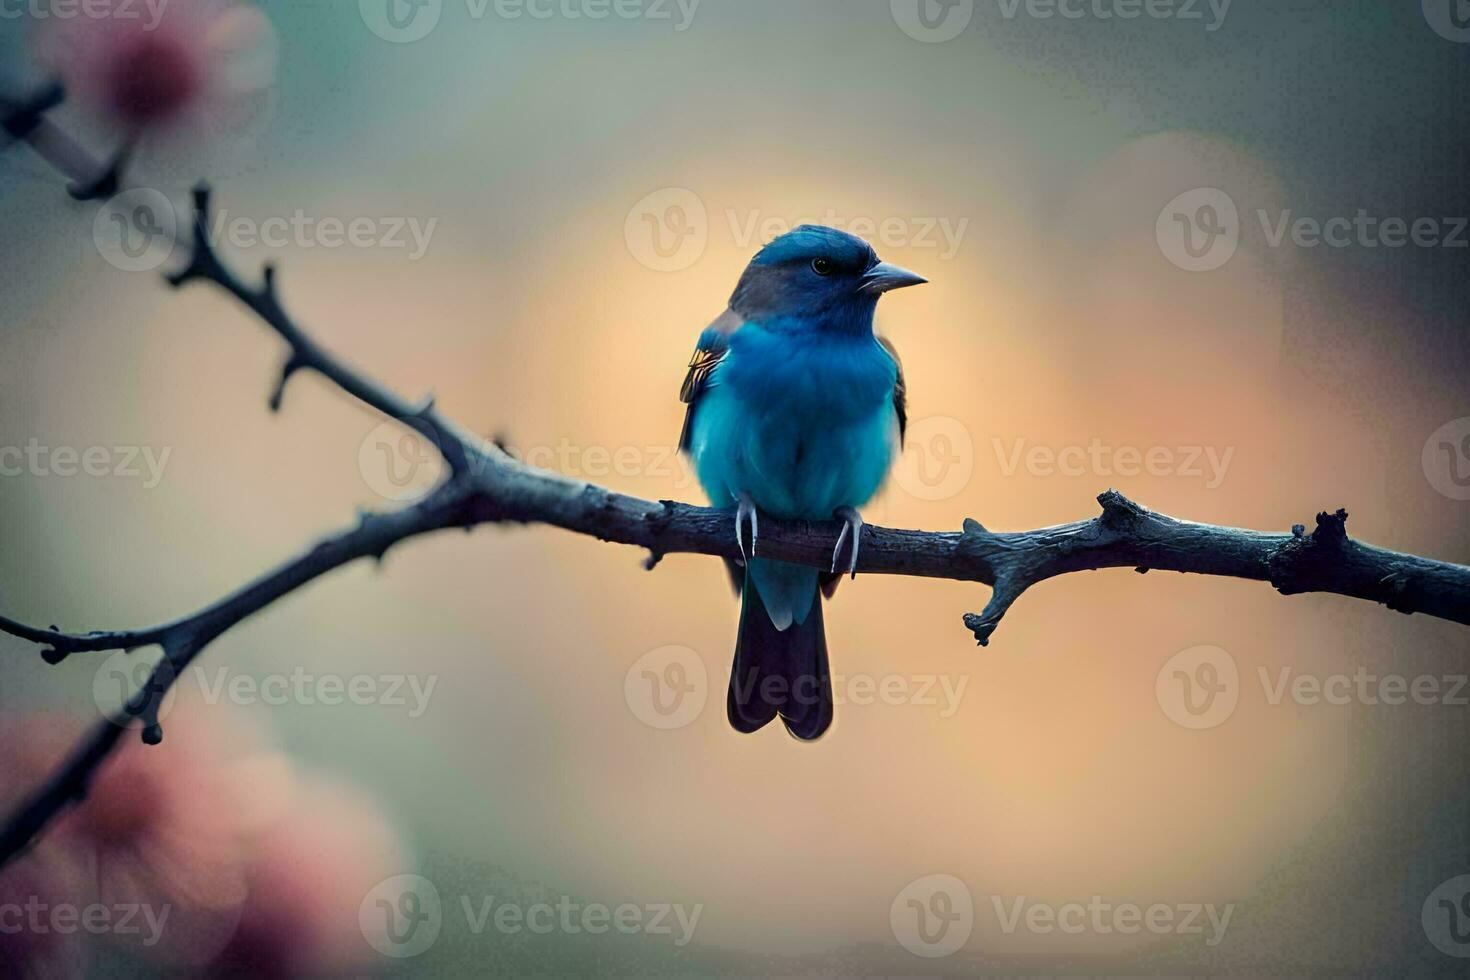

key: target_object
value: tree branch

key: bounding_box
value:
[2,154,1468,870]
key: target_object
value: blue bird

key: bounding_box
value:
[678,225,927,740]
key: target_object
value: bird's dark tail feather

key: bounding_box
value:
[727,583,833,741]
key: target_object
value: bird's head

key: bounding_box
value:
[728,224,927,333]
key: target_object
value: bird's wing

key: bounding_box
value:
[877,334,908,447]
[678,308,742,452]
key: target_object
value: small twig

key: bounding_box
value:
[1,82,130,198]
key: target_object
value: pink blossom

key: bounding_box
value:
[0,847,89,980]
[1,707,406,975]
[0,708,264,968]
[210,781,407,976]
[35,0,277,136]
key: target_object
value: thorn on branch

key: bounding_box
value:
[396,401,467,477]
[164,183,222,289]
[1269,507,1353,596]
[268,354,306,412]
[965,574,1026,647]
[1098,488,1146,527]
[1313,508,1350,545]
[644,500,677,529]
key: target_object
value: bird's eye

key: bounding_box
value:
[811,257,835,276]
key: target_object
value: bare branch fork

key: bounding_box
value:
[3,155,1469,871]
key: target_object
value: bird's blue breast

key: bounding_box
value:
[690,320,900,521]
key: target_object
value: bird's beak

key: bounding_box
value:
[859,261,929,295]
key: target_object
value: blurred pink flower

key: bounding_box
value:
[0,707,268,968]
[0,847,89,980]
[210,780,407,976]
[35,0,277,137]
[53,708,261,966]
[1,706,407,976]
[0,719,91,978]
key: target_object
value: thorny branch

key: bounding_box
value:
[2,101,1468,870]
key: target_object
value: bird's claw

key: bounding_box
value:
[736,492,759,562]
[832,506,864,579]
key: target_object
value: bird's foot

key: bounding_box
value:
[831,506,864,579]
[736,492,759,562]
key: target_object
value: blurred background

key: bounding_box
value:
[2,0,1468,974]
